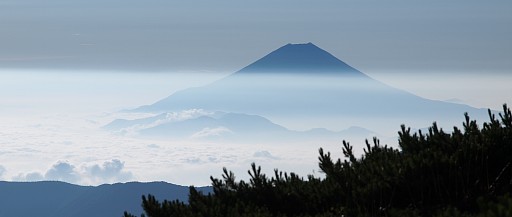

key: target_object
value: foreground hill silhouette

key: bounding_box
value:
[0,181,211,217]
[125,105,512,217]
[135,43,489,132]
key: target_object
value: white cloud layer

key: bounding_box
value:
[0,71,508,186]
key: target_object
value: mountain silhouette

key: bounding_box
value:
[135,43,489,132]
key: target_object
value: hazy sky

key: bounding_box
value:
[1,0,511,73]
[1,0,511,186]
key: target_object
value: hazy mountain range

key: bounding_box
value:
[105,111,379,143]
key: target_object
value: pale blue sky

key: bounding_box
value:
[1,0,511,73]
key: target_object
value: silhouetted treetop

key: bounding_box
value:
[125,104,512,217]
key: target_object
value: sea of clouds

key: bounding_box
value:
[0,70,509,186]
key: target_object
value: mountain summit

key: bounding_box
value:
[237,43,361,75]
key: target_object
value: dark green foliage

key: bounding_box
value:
[125,105,512,217]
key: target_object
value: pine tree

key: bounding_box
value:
[124,104,512,217]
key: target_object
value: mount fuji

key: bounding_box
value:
[130,43,488,134]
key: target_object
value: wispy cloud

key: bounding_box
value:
[112,109,214,136]
[191,127,232,138]
[253,150,279,160]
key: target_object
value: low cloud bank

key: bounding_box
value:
[12,159,133,185]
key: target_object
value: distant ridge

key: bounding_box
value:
[236,43,362,76]
[105,111,380,143]
[0,181,212,217]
